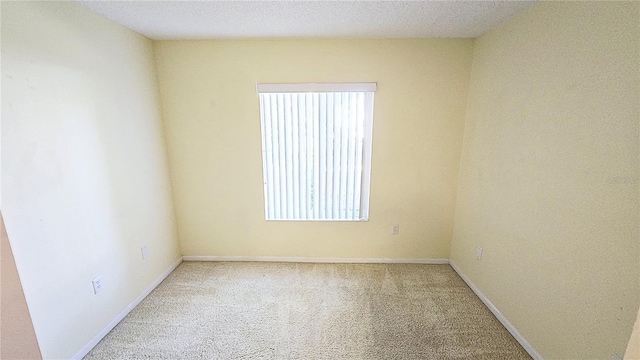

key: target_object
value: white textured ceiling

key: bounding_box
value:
[77,1,535,40]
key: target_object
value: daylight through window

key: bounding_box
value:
[257,83,376,221]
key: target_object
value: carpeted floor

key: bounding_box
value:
[84,262,531,359]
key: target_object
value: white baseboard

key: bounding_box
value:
[182,255,450,264]
[449,261,543,360]
[72,256,183,360]
[71,256,539,359]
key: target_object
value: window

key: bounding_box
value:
[257,83,376,221]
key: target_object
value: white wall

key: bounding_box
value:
[451,2,639,359]
[4,2,637,359]
[1,2,181,358]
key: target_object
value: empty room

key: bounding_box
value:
[1,1,638,359]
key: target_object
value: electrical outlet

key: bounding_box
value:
[92,276,103,294]
[392,225,399,235]
[141,245,149,260]
[476,247,483,260]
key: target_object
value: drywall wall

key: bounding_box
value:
[450,2,639,359]
[154,39,474,259]
[626,306,640,359]
[1,212,42,360]
[1,2,181,359]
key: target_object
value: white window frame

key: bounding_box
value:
[257,83,376,221]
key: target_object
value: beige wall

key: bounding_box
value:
[626,307,640,359]
[1,2,181,359]
[4,2,637,359]
[155,39,474,259]
[1,212,42,360]
[450,2,639,359]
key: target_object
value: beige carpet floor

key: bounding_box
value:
[84,262,531,359]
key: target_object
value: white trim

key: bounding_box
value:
[182,256,449,264]
[70,256,541,359]
[359,91,375,221]
[256,83,377,93]
[449,261,543,360]
[71,257,183,360]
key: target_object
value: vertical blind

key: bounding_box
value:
[257,83,376,221]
